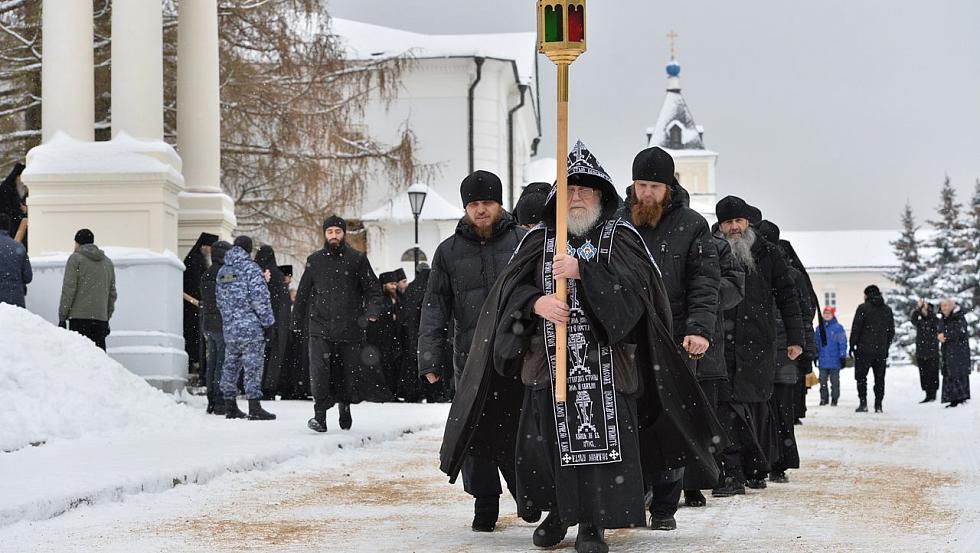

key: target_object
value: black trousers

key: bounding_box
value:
[308,337,391,416]
[854,356,887,403]
[69,318,109,351]
[462,455,517,504]
[917,357,940,393]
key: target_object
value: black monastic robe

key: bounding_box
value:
[439,219,725,527]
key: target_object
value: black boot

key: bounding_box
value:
[712,476,745,497]
[248,399,276,420]
[532,511,569,547]
[575,524,608,553]
[206,399,214,414]
[307,417,327,433]
[874,399,883,413]
[472,496,498,532]
[649,512,677,530]
[338,403,352,430]
[684,489,706,507]
[212,400,226,416]
[855,400,868,413]
[770,471,789,483]
[224,399,246,419]
[746,478,767,489]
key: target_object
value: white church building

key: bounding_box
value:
[329,18,540,277]
[645,55,897,331]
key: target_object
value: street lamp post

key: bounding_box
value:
[407,183,428,276]
[537,0,587,403]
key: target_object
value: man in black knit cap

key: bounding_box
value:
[419,170,528,532]
[621,146,721,528]
[714,196,804,492]
[293,215,386,432]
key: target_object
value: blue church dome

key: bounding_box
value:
[666,60,681,77]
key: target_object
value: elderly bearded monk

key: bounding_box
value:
[713,196,805,493]
[439,141,724,553]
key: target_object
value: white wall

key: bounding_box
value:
[355,56,538,272]
[808,270,895,332]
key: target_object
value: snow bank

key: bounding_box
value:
[0,304,193,453]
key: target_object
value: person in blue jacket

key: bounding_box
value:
[815,306,848,406]
[216,236,277,420]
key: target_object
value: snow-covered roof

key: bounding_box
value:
[361,184,463,223]
[782,230,901,272]
[647,90,713,152]
[331,18,537,85]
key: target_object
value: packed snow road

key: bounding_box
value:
[2,367,977,552]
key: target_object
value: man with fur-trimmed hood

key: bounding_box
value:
[439,141,723,553]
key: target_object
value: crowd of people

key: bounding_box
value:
[0,138,975,552]
[180,223,452,425]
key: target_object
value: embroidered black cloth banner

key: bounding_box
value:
[541,220,622,467]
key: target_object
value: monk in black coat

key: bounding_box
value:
[439,142,723,553]
[183,232,218,374]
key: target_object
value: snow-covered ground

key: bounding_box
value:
[1,304,977,551]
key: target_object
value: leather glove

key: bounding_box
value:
[58,320,67,329]
[840,357,847,368]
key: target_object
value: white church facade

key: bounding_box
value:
[329,18,540,277]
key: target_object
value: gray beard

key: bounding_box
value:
[567,204,602,237]
[727,226,757,272]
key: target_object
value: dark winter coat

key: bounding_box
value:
[59,244,117,323]
[816,317,848,369]
[418,212,526,381]
[850,293,895,360]
[940,308,971,378]
[292,242,383,343]
[723,235,805,403]
[216,246,275,343]
[620,182,720,342]
[773,265,817,384]
[256,246,292,393]
[439,221,724,485]
[0,230,31,307]
[697,236,744,381]
[911,306,941,361]
[199,252,226,334]
[182,236,211,365]
[0,164,25,234]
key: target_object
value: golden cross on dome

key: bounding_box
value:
[667,30,678,59]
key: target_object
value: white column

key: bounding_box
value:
[111,0,163,140]
[41,0,94,142]
[177,0,221,193]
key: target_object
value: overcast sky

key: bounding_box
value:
[327,0,980,230]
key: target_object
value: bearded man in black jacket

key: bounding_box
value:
[418,170,528,532]
[293,215,386,433]
[714,196,804,492]
[619,146,721,529]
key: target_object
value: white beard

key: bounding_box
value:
[567,203,602,237]
[726,226,757,273]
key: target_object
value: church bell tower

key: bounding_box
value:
[644,33,718,219]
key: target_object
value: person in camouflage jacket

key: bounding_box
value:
[216,241,277,420]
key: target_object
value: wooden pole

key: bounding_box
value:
[554,62,569,403]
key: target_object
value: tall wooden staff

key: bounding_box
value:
[537,0,587,402]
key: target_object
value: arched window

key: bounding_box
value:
[667,123,683,148]
[401,248,428,262]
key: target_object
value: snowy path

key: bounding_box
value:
[2,367,977,552]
